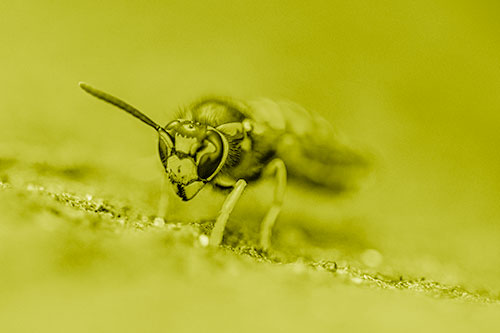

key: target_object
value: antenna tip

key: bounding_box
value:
[79,82,94,94]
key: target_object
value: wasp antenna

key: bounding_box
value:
[79,82,163,132]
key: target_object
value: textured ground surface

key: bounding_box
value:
[2,1,500,331]
[0,153,499,332]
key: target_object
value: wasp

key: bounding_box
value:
[79,83,370,249]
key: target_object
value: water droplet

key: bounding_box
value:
[361,249,383,268]
[198,234,209,247]
[153,217,165,227]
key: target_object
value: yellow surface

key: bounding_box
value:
[1,1,500,331]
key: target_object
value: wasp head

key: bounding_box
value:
[78,83,229,201]
[158,120,228,200]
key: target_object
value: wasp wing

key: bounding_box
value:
[248,99,372,193]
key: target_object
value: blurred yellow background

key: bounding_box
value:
[1,0,500,331]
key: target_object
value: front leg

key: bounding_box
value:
[157,173,170,219]
[209,179,247,247]
[260,158,287,250]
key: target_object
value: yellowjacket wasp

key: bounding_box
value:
[80,83,369,250]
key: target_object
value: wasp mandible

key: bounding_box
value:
[79,83,370,250]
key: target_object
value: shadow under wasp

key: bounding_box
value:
[79,83,370,250]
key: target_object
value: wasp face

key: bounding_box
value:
[78,83,230,201]
[158,120,228,201]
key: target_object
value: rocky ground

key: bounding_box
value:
[1,152,499,332]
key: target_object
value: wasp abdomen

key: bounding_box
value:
[249,99,371,193]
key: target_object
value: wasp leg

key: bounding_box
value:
[260,158,287,250]
[209,179,247,247]
[156,173,170,219]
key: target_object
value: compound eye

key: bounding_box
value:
[197,130,225,180]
